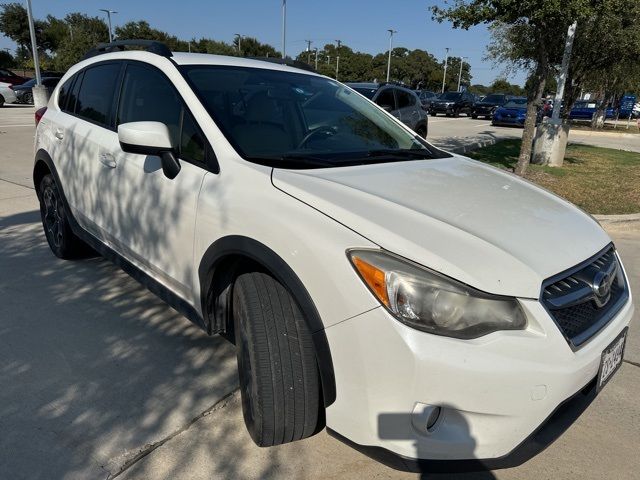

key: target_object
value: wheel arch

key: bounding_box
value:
[198,235,336,408]
[33,149,58,201]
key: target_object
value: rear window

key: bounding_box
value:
[75,63,121,127]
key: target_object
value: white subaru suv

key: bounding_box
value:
[33,40,633,472]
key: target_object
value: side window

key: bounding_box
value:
[117,63,206,164]
[180,111,206,163]
[376,89,396,110]
[67,73,82,113]
[75,63,121,126]
[0,69,10,76]
[397,90,416,109]
[57,76,74,111]
[117,63,182,146]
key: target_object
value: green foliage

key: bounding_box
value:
[488,78,524,96]
[0,49,14,67]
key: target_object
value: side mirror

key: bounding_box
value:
[118,121,181,179]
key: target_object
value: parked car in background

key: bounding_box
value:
[0,82,17,107]
[416,90,439,111]
[491,97,534,127]
[0,68,28,85]
[569,101,616,121]
[13,77,61,104]
[429,91,475,117]
[348,82,429,137]
[471,93,511,119]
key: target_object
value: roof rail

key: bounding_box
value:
[83,40,173,60]
[248,57,316,73]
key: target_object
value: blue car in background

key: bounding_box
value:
[569,101,615,120]
[491,97,530,127]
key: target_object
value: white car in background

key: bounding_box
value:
[0,81,17,106]
[32,40,634,473]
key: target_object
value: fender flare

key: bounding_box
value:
[198,235,336,407]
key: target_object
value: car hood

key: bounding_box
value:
[272,156,610,298]
[475,101,500,107]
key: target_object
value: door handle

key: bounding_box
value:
[54,129,64,140]
[98,153,117,169]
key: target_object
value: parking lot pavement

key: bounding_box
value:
[427,115,640,153]
[0,106,638,479]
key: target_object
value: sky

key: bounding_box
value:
[0,0,527,86]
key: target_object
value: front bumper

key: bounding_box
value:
[431,104,455,114]
[324,292,633,465]
[492,116,525,126]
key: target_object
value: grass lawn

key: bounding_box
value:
[570,121,640,134]
[467,139,640,215]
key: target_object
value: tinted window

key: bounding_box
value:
[376,89,396,110]
[118,63,205,164]
[117,63,181,145]
[396,90,416,109]
[483,94,505,103]
[66,73,81,113]
[58,78,74,110]
[182,65,449,167]
[440,92,462,101]
[353,87,377,99]
[0,69,10,76]
[44,78,60,87]
[76,63,121,126]
[180,111,205,163]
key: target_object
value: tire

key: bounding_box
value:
[430,112,437,117]
[233,271,320,447]
[38,174,88,259]
[416,124,428,139]
[0,95,4,107]
[471,113,477,119]
[24,92,33,105]
[453,109,460,118]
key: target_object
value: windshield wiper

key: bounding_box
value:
[247,153,338,168]
[365,149,435,159]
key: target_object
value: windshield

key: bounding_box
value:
[502,98,527,108]
[439,92,462,101]
[482,94,505,103]
[182,65,448,168]
[352,87,377,99]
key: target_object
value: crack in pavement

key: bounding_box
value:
[624,359,640,369]
[106,388,240,479]
[0,176,34,190]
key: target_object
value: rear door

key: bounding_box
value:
[374,88,400,121]
[48,61,123,236]
[395,89,422,128]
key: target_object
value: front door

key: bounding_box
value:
[100,62,210,301]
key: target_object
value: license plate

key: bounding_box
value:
[596,327,628,392]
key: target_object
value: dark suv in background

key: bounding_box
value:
[348,82,429,138]
[471,93,512,119]
[430,91,475,117]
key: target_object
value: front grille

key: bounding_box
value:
[542,246,628,348]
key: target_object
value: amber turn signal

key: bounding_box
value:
[351,255,390,307]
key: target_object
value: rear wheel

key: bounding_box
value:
[233,271,321,447]
[23,92,33,105]
[471,113,477,119]
[38,174,88,259]
[0,95,4,107]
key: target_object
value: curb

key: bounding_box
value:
[449,138,498,154]
[594,213,640,225]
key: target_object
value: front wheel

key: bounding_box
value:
[416,125,428,139]
[233,271,321,447]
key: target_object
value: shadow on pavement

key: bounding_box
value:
[0,211,240,478]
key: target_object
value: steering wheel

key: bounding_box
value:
[297,126,337,149]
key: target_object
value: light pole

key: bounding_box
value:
[314,47,318,70]
[99,9,117,43]
[386,29,397,82]
[335,39,341,80]
[281,0,287,58]
[25,0,41,86]
[305,39,312,63]
[234,34,244,56]
[441,47,450,93]
[457,56,467,92]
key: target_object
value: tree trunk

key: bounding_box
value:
[515,63,547,176]
[590,92,612,129]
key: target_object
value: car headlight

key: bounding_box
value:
[348,250,526,339]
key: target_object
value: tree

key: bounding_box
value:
[0,49,14,67]
[432,0,594,176]
[114,21,188,51]
[0,3,50,66]
[489,78,524,96]
[51,13,109,71]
